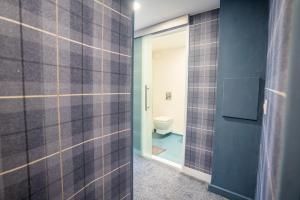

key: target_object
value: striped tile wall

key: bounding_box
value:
[185,9,219,174]
[0,0,133,199]
[256,0,291,199]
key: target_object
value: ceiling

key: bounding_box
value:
[152,30,187,51]
[134,0,220,31]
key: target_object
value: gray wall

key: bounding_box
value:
[208,0,268,199]
[0,0,133,199]
[185,10,219,174]
[256,0,300,199]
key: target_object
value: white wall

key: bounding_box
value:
[152,47,187,135]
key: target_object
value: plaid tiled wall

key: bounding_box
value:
[255,0,290,199]
[0,0,133,199]
[185,10,219,174]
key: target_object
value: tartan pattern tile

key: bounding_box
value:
[256,0,290,199]
[185,10,219,174]
[0,0,133,199]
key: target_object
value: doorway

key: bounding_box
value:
[135,27,189,168]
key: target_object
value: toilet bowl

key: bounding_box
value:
[153,116,173,135]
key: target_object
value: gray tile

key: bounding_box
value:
[59,39,82,69]
[83,116,102,140]
[119,164,131,198]
[119,131,131,165]
[83,21,102,48]
[62,145,85,199]
[83,69,102,93]
[28,154,62,199]
[0,167,29,200]
[185,10,219,173]
[58,7,82,42]
[83,47,102,71]
[25,97,58,129]
[0,132,27,172]
[103,113,118,136]
[0,59,23,96]
[60,96,83,123]
[83,0,103,26]
[62,143,84,175]
[22,27,57,66]
[84,139,103,183]
[21,0,56,33]
[103,133,118,154]
[58,0,82,17]
[119,74,131,93]
[73,189,85,200]
[103,72,119,93]
[0,21,21,60]
[103,28,120,53]
[120,55,131,75]
[103,51,119,73]
[0,0,20,21]
[83,96,102,118]
[84,178,104,199]
[0,99,25,136]
[27,125,59,162]
[61,120,83,149]
[0,100,27,171]
[120,35,131,56]
[103,7,120,32]
[121,0,133,18]
[118,94,131,113]
[59,67,83,94]
[104,0,121,12]
[104,167,120,199]
[103,94,119,115]
[0,0,134,199]
[118,112,131,131]
[24,62,57,95]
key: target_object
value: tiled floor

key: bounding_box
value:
[133,154,227,200]
[152,132,183,164]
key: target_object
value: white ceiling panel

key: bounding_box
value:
[134,0,220,30]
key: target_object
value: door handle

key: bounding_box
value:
[145,85,150,111]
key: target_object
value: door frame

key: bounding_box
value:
[140,26,189,169]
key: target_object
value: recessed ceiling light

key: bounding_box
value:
[133,2,141,11]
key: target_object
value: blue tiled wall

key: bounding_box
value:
[185,10,219,174]
[0,0,133,199]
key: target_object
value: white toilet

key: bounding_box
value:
[153,116,173,135]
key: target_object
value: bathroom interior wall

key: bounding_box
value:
[152,47,187,134]
[185,10,219,175]
[0,0,133,199]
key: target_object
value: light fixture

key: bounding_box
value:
[133,1,141,11]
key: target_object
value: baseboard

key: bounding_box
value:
[181,166,211,183]
[208,184,253,200]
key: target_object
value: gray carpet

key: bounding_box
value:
[133,154,227,200]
